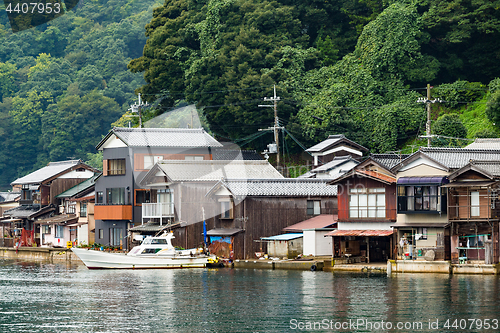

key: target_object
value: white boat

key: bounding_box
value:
[71,232,219,269]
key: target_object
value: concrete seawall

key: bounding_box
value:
[233,259,324,271]
[0,247,80,262]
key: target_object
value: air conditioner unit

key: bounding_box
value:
[267,143,277,153]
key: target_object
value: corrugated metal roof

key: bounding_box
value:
[157,160,283,181]
[325,230,394,237]
[11,160,83,185]
[420,148,500,169]
[216,179,338,196]
[465,138,500,150]
[261,233,303,241]
[357,170,396,183]
[207,228,243,236]
[283,214,337,232]
[397,176,448,185]
[110,127,222,148]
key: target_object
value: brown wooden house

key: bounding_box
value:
[445,160,500,264]
[326,157,397,263]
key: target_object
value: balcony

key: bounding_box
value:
[94,205,133,220]
[448,204,495,221]
[142,203,174,224]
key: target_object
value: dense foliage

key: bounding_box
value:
[2,0,500,188]
[0,0,161,188]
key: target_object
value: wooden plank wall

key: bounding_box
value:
[337,177,396,222]
[49,178,88,205]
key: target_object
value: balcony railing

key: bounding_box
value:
[94,205,133,220]
[448,204,493,221]
[142,203,174,219]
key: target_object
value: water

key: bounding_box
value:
[1,260,499,332]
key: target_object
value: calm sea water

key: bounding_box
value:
[1,259,499,333]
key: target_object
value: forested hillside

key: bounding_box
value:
[131,0,500,156]
[2,0,500,189]
[0,0,162,189]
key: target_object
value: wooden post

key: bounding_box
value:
[366,236,370,263]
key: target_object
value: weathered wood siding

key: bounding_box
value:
[337,177,396,222]
[49,178,88,205]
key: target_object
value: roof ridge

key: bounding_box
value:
[114,127,205,133]
[47,160,81,166]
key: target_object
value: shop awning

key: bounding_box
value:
[325,229,394,237]
[34,214,78,225]
[441,181,497,188]
[391,222,450,228]
[283,214,337,232]
[261,233,303,241]
[207,228,244,236]
[397,176,449,185]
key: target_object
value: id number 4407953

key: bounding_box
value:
[443,319,498,330]
[5,2,61,14]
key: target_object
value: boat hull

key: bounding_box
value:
[72,248,215,269]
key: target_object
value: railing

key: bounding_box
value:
[448,204,492,221]
[142,203,174,219]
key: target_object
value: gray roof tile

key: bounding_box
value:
[218,179,338,196]
[371,154,410,169]
[112,127,222,148]
[465,138,500,150]
[420,148,500,169]
[11,160,83,185]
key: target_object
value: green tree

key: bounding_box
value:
[431,113,468,147]
[0,62,17,102]
[485,90,500,129]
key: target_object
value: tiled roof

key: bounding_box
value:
[156,160,283,181]
[213,149,262,160]
[109,127,222,148]
[469,160,500,177]
[3,205,41,219]
[0,192,20,203]
[420,147,500,169]
[11,160,83,185]
[306,135,368,153]
[215,179,338,196]
[371,154,410,169]
[465,138,500,150]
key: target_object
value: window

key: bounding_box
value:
[66,201,76,214]
[307,200,321,215]
[397,185,442,213]
[471,191,480,217]
[55,225,64,238]
[80,203,87,217]
[106,188,125,204]
[135,190,151,206]
[106,159,126,175]
[220,199,233,219]
[144,155,164,169]
[42,225,51,234]
[349,188,385,218]
[184,155,204,161]
[96,192,103,204]
[99,229,104,239]
[110,228,122,247]
[417,227,428,240]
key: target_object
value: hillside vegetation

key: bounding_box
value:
[2,0,500,188]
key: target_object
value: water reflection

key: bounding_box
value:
[1,260,500,332]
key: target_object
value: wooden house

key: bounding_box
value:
[306,134,368,167]
[445,160,500,264]
[326,157,397,263]
[3,160,98,246]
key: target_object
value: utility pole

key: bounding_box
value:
[129,93,149,128]
[417,84,442,147]
[259,85,283,167]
